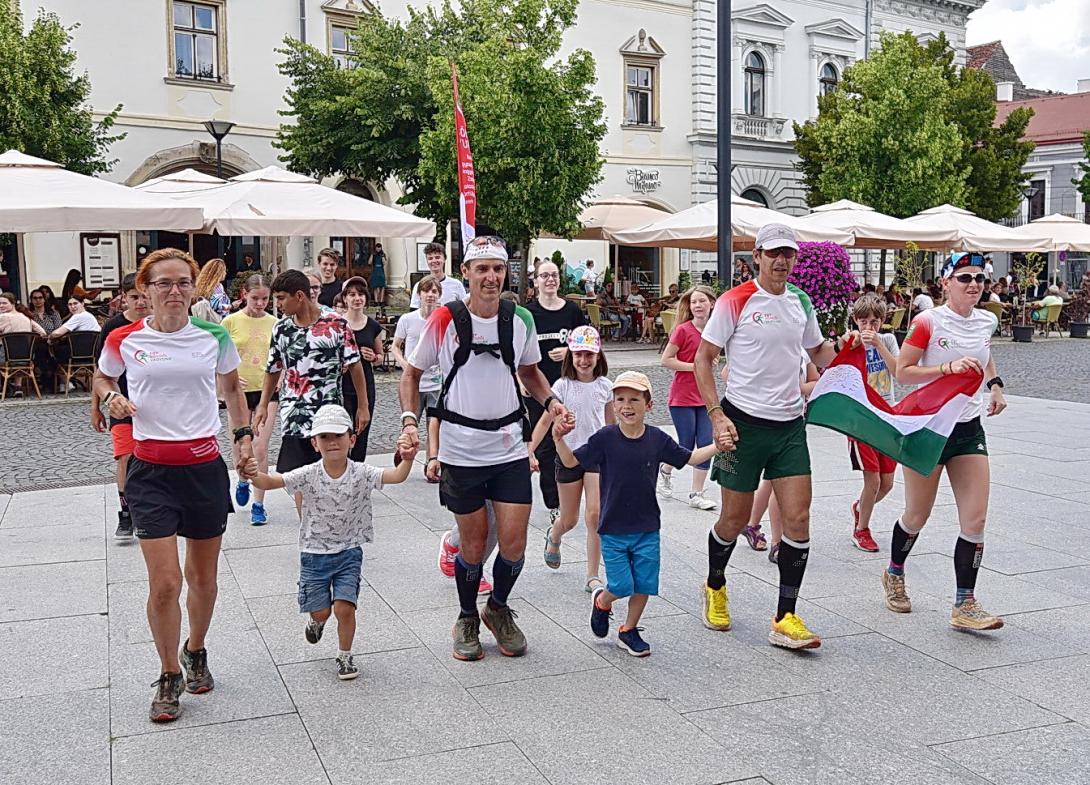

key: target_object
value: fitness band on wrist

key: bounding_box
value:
[400,411,419,426]
[104,390,120,405]
[707,404,724,416]
[233,426,253,443]
[986,376,1004,390]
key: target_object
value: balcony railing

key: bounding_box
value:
[732,114,787,140]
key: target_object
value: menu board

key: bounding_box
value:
[81,233,122,287]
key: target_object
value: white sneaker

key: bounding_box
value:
[657,469,673,499]
[688,491,717,511]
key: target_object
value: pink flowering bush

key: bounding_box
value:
[788,241,857,337]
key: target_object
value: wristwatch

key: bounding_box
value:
[104,390,120,405]
[985,376,1004,390]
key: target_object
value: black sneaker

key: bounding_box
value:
[481,601,528,657]
[616,627,651,657]
[179,639,214,694]
[336,653,359,680]
[149,672,185,723]
[590,586,612,639]
[114,510,134,539]
[305,618,325,644]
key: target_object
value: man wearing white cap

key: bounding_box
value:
[694,223,841,650]
[400,235,570,661]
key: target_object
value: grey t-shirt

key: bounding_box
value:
[283,460,384,554]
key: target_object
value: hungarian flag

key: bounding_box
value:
[451,64,476,249]
[806,342,982,476]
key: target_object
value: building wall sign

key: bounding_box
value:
[626,167,661,193]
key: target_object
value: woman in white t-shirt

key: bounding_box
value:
[50,297,101,340]
[391,274,443,418]
[883,253,1007,633]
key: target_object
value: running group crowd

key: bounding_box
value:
[86,224,1008,724]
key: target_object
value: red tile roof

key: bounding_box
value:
[995,92,1090,145]
[967,41,1000,71]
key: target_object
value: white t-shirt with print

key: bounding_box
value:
[703,280,824,421]
[394,309,442,392]
[410,276,467,308]
[408,303,542,466]
[552,376,613,451]
[865,332,901,405]
[61,311,101,333]
[904,305,996,421]
[282,460,384,554]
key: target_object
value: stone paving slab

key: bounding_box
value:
[355,742,551,785]
[0,614,108,700]
[0,688,111,785]
[931,723,1090,785]
[0,560,106,622]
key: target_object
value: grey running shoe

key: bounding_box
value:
[114,510,133,539]
[149,672,185,723]
[881,571,912,614]
[481,602,528,657]
[305,618,325,644]
[951,598,1004,631]
[452,615,484,661]
[336,654,359,680]
[179,640,214,694]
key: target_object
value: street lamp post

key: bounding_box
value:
[717,0,732,287]
[203,119,235,259]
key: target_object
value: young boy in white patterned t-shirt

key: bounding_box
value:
[242,404,416,680]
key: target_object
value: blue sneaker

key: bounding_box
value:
[234,481,251,507]
[590,586,611,639]
[616,627,651,657]
[250,502,267,526]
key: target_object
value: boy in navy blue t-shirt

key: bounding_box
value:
[554,371,718,656]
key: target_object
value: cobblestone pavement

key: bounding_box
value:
[1,339,1086,494]
[2,395,1089,785]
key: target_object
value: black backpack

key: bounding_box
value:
[427,298,531,440]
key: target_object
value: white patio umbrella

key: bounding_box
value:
[793,199,959,250]
[137,165,435,238]
[1010,213,1090,252]
[610,194,853,251]
[136,168,227,193]
[902,204,1052,252]
[571,196,669,242]
[0,150,204,232]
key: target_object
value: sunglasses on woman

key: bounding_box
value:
[954,273,987,284]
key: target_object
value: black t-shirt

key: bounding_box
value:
[525,299,587,384]
[318,280,342,308]
[342,317,383,411]
[96,312,134,425]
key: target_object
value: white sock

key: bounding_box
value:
[338,649,351,658]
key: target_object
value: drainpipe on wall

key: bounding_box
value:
[864,0,872,58]
[299,0,307,42]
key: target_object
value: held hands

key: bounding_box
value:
[395,433,417,461]
[401,422,420,450]
[710,411,739,452]
[238,457,259,481]
[552,414,576,441]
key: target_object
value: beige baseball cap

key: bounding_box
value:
[611,370,653,394]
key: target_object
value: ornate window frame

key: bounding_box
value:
[620,29,665,130]
[165,0,231,90]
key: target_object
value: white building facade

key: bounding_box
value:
[14,0,984,296]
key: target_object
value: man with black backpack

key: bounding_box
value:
[400,235,570,661]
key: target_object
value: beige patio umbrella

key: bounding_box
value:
[902,204,1051,252]
[1010,213,1090,252]
[571,196,670,241]
[610,194,853,251]
[793,199,959,250]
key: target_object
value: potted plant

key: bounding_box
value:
[1010,252,1046,343]
[1066,271,1090,338]
[893,242,926,345]
[788,241,857,340]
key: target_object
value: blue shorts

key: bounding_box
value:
[600,531,660,598]
[297,546,363,613]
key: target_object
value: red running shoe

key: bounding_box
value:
[852,527,880,552]
[478,576,493,595]
[438,530,458,577]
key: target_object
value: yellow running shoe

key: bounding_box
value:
[701,582,731,631]
[769,612,822,650]
[950,598,1004,631]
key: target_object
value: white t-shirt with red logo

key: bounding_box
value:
[99,317,241,441]
[703,280,824,421]
[408,303,541,466]
[904,305,996,421]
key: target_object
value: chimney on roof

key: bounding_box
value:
[996,81,1014,101]
[1078,78,1090,93]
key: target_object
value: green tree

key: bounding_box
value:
[1074,131,1090,207]
[276,0,606,288]
[0,5,123,174]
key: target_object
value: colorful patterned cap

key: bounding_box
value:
[566,325,601,354]
[941,252,986,279]
[309,404,354,436]
[462,235,509,264]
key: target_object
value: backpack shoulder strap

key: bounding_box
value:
[497,298,516,370]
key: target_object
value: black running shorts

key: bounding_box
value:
[439,458,532,515]
[126,455,232,540]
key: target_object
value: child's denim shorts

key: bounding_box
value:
[298,546,363,613]
[600,531,660,598]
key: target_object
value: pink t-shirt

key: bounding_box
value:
[667,320,705,407]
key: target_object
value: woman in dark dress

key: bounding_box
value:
[340,276,384,460]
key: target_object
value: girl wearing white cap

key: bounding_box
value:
[529,326,614,592]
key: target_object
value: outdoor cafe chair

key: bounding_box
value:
[658,309,677,353]
[1032,303,1063,338]
[880,307,906,333]
[981,301,1009,336]
[54,330,99,397]
[586,303,620,341]
[0,332,42,400]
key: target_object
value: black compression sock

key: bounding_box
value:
[954,535,984,604]
[707,529,737,590]
[888,519,920,574]
[118,490,129,512]
[454,554,482,618]
[489,554,524,607]
[776,537,810,620]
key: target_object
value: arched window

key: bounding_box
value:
[744,52,766,116]
[820,63,839,97]
[740,188,769,208]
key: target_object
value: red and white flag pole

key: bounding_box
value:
[451,63,476,249]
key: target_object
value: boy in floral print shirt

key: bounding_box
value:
[253,271,370,515]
